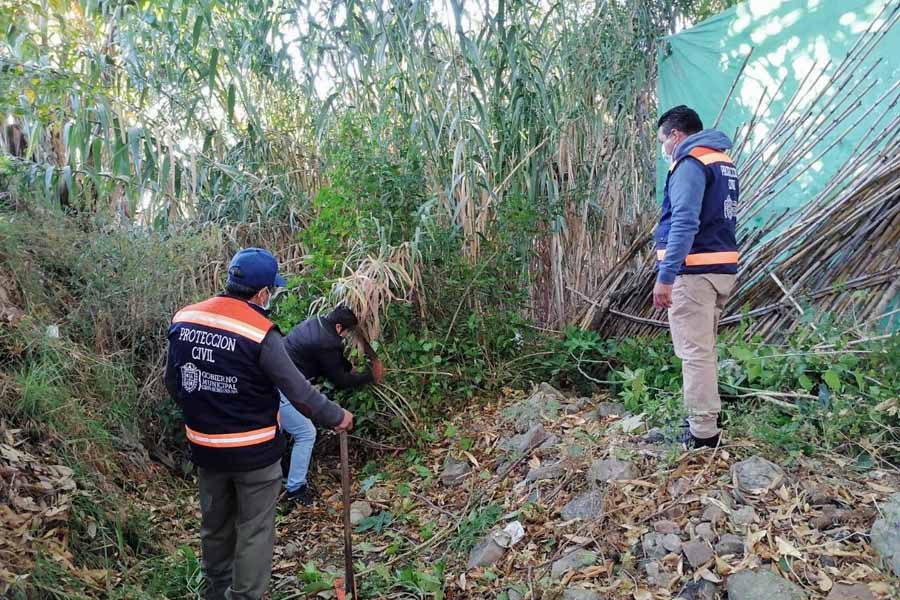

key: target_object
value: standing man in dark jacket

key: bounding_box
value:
[652,105,739,449]
[278,306,383,507]
[165,248,353,600]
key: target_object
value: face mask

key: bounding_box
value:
[662,133,676,164]
[251,289,273,313]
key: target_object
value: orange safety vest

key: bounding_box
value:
[168,296,284,471]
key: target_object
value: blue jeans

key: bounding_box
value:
[278,392,317,493]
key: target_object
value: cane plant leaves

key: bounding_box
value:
[355,511,394,534]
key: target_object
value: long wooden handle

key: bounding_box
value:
[354,331,379,361]
[339,431,357,598]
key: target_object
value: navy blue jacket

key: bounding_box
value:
[655,130,739,284]
[166,296,344,471]
[284,317,373,390]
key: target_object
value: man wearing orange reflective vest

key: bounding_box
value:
[165,248,353,600]
[652,105,738,449]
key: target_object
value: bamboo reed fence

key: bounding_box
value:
[579,2,900,341]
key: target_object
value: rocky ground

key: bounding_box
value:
[3,383,899,598]
[274,384,900,599]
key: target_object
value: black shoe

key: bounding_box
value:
[679,417,721,449]
[284,484,315,508]
[681,428,721,449]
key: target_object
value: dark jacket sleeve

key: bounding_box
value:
[259,330,345,428]
[319,347,374,390]
[164,343,181,405]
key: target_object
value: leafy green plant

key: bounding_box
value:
[452,504,504,554]
[618,366,648,413]
[355,511,394,535]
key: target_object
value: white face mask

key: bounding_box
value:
[252,288,273,312]
[662,133,677,164]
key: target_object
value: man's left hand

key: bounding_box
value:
[653,282,674,309]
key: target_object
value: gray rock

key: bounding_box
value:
[662,533,683,553]
[730,506,759,527]
[682,540,714,568]
[825,583,876,600]
[726,569,808,600]
[645,560,675,587]
[818,554,837,569]
[642,532,669,560]
[668,477,691,497]
[364,486,391,503]
[467,535,506,569]
[715,534,744,557]
[563,588,601,600]
[551,550,597,578]
[803,482,834,506]
[702,504,726,525]
[441,456,471,486]
[534,381,566,402]
[526,461,565,483]
[654,520,682,534]
[539,433,560,450]
[644,559,662,580]
[731,456,785,503]
[500,424,550,454]
[695,522,715,542]
[561,489,604,521]
[676,580,717,600]
[504,383,565,432]
[514,413,541,434]
[597,401,626,418]
[587,458,638,484]
[349,501,373,526]
[562,402,582,415]
[644,427,666,443]
[870,492,900,576]
[283,542,299,558]
[506,589,525,600]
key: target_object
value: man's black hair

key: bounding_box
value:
[224,280,263,300]
[325,305,359,330]
[657,105,703,136]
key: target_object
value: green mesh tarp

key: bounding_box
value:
[656,0,900,214]
[656,0,900,331]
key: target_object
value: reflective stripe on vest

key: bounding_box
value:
[173,309,268,343]
[185,424,277,448]
[656,249,739,266]
[687,148,733,166]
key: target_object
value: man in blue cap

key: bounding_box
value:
[165,247,353,600]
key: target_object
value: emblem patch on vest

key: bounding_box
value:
[181,362,200,393]
[724,195,737,220]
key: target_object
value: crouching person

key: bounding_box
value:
[279,305,383,507]
[164,248,353,600]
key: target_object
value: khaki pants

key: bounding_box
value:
[668,273,736,439]
[198,461,282,600]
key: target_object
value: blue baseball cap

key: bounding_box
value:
[227,248,287,290]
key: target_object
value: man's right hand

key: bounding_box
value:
[334,409,354,432]
[371,359,385,384]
